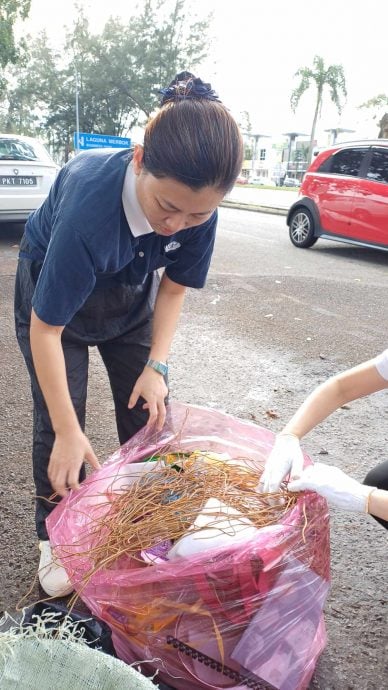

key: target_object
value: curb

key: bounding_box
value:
[220,200,288,216]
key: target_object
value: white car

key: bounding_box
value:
[283,176,301,188]
[0,134,59,223]
[249,176,277,187]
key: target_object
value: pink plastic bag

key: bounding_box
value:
[47,401,330,690]
[231,556,329,690]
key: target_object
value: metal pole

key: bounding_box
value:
[75,70,80,153]
[287,136,292,177]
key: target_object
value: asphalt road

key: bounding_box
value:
[0,211,387,689]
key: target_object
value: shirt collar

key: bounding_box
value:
[122,161,154,237]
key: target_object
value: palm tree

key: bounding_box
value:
[291,55,347,164]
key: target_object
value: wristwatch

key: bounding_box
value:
[146,358,168,376]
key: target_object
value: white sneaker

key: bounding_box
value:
[38,541,74,597]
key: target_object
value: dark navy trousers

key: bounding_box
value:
[15,236,160,540]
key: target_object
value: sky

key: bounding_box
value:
[18,0,388,145]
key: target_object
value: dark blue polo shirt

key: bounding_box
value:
[22,149,217,326]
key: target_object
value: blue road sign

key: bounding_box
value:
[74,132,131,150]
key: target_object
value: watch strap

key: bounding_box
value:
[146,358,168,376]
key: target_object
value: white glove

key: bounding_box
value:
[258,433,305,493]
[288,462,374,512]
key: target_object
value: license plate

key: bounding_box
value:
[0,175,37,186]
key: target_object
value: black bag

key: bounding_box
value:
[22,601,117,657]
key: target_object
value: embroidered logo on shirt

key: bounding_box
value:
[164,240,181,252]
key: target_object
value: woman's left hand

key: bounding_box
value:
[288,462,373,512]
[128,367,168,430]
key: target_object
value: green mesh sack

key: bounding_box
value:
[0,611,158,690]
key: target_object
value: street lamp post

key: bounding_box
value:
[75,70,80,154]
[324,127,355,146]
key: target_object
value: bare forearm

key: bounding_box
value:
[149,274,186,362]
[282,378,346,438]
[368,489,388,522]
[30,309,79,433]
[283,362,388,440]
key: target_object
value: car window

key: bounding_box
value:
[319,147,367,177]
[0,137,39,161]
[366,148,388,184]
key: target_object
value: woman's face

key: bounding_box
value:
[133,145,225,236]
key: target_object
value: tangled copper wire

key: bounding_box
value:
[63,451,296,577]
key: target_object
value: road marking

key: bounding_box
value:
[280,293,341,318]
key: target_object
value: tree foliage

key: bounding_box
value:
[359,94,388,111]
[1,0,211,160]
[238,111,253,159]
[0,0,30,67]
[291,55,347,163]
[359,94,388,137]
[0,0,30,98]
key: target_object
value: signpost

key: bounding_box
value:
[73,132,131,151]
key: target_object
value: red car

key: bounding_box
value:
[287,140,388,250]
[235,175,249,185]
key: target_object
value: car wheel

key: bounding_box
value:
[289,208,318,248]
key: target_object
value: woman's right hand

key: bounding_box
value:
[48,429,100,497]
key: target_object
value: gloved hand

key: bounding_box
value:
[288,462,374,512]
[258,433,305,494]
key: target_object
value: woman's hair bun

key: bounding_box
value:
[159,70,220,105]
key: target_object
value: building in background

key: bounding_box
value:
[241,131,311,184]
[239,118,373,185]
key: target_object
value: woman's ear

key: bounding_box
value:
[132,144,144,175]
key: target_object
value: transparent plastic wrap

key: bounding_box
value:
[47,402,331,690]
